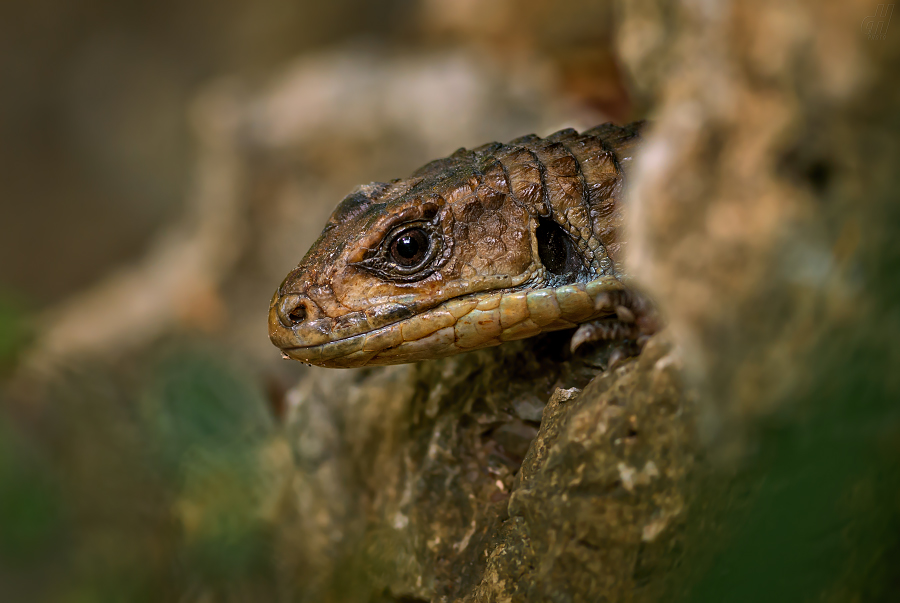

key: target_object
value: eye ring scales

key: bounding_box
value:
[350,218,446,282]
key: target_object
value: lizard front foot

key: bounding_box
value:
[570,290,660,369]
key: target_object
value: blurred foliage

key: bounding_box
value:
[673,330,900,603]
[0,346,283,602]
[0,419,61,565]
[140,350,277,587]
[0,290,33,375]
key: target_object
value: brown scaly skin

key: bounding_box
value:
[269,122,651,367]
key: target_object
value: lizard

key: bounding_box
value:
[268,122,655,368]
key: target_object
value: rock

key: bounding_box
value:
[279,332,693,602]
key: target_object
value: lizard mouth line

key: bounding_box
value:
[283,289,507,351]
[280,276,625,368]
[280,290,513,366]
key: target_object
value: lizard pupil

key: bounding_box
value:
[390,228,429,266]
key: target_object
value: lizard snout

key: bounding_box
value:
[268,290,340,353]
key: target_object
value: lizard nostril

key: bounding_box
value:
[277,294,310,328]
[288,305,306,324]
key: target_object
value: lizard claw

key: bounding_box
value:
[570,323,595,353]
[570,319,629,353]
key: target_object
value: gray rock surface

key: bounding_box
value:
[281,333,693,603]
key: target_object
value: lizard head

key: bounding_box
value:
[269,126,637,367]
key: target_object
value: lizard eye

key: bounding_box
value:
[350,215,448,282]
[389,228,430,267]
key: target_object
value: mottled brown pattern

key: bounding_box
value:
[269,122,644,366]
